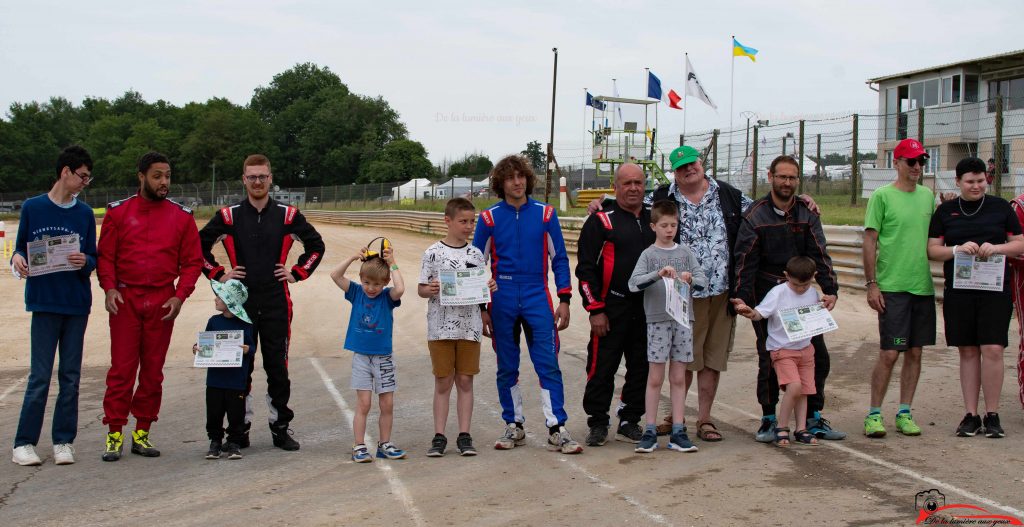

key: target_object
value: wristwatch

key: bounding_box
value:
[390,264,399,271]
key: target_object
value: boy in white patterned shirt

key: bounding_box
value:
[419,198,496,457]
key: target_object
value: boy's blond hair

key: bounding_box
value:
[360,258,390,283]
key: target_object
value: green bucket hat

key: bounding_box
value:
[211,279,252,324]
[669,145,701,170]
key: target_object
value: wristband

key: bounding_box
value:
[390,264,399,271]
[951,245,958,255]
[865,279,878,287]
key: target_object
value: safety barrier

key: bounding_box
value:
[303,210,946,297]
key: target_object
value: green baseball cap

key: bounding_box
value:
[669,145,700,170]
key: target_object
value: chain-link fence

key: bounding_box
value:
[4,97,1023,213]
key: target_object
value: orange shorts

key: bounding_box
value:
[769,345,816,395]
[427,339,481,377]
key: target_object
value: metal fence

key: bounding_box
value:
[4,97,1023,211]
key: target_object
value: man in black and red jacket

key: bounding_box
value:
[199,154,325,451]
[731,154,845,442]
[575,164,655,446]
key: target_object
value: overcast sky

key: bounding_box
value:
[2,0,1022,167]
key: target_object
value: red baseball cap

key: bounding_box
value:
[893,139,928,159]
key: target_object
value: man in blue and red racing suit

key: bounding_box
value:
[472,155,582,454]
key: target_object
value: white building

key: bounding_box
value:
[391,178,433,201]
[432,177,488,199]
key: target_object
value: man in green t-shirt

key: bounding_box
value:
[862,138,936,438]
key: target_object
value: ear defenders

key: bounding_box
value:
[362,237,392,261]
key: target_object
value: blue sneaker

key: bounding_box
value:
[806,414,847,440]
[668,428,698,452]
[755,417,777,443]
[376,441,407,460]
[352,444,372,463]
[634,429,658,453]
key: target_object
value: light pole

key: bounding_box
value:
[545,47,558,203]
[740,111,757,174]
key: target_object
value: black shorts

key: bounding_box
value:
[942,292,1012,347]
[878,292,936,351]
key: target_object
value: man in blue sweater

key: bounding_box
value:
[10,146,98,466]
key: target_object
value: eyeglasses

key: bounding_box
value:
[71,169,92,184]
[900,157,928,167]
[244,175,270,183]
[772,175,799,182]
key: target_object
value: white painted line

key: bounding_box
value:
[309,358,426,527]
[0,375,27,402]
[714,400,1024,518]
[483,406,672,526]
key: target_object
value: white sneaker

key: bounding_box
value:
[53,443,75,465]
[547,426,584,454]
[12,445,42,466]
[494,423,526,450]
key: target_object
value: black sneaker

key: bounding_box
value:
[615,421,643,443]
[983,413,1005,438]
[238,422,251,449]
[224,442,243,459]
[206,440,222,460]
[955,413,983,437]
[586,425,608,446]
[427,434,447,457]
[270,424,300,451]
[456,433,477,456]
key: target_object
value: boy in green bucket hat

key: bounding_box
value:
[194,279,255,459]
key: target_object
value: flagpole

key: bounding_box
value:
[683,53,689,141]
[582,87,588,190]
[728,35,736,175]
[644,67,650,157]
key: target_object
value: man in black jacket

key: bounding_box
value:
[199,154,325,451]
[731,155,846,442]
[575,164,655,446]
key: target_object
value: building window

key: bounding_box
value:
[924,79,940,107]
[987,76,1024,112]
[965,75,979,103]
[924,147,940,174]
[941,75,961,104]
[885,150,894,169]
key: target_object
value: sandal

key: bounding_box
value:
[656,415,674,436]
[696,421,723,442]
[794,429,819,446]
[774,427,791,447]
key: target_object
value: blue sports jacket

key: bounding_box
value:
[472,198,573,302]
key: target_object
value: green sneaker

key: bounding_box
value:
[130,430,161,457]
[895,412,921,436]
[863,413,886,438]
[102,431,124,462]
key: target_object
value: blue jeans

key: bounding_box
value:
[14,312,88,447]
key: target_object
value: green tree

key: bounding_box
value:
[521,140,545,172]
[360,139,434,183]
[448,153,493,177]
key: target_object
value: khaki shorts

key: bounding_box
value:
[428,339,481,377]
[688,292,735,372]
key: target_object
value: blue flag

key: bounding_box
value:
[647,71,663,101]
[586,91,606,110]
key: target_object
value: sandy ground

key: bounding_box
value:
[1,220,1023,526]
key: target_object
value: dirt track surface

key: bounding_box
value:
[1,221,1023,526]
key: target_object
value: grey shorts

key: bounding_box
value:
[646,321,693,363]
[351,354,397,394]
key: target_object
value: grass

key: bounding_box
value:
[814,195,867,226]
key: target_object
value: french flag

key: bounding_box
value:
[648,71,683,110]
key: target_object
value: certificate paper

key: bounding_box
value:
[194,331,244,368]
[439,268,491,306]
[663,277,691,329]
[27,234,79,277]
[779,303,838,342]
[952,253,1005,292]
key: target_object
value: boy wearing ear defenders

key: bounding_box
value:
[331,239,407,462]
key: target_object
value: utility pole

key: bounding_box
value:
[211,161,216,207]
[545,47,558,203]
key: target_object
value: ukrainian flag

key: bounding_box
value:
[733,38,758,62]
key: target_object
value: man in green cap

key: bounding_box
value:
[589,145,817,441]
